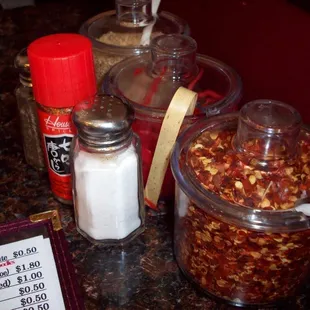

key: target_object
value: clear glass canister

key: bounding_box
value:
[171,99,310,306]
[79,0,189,86]
[14,48,45,171]
[71,94,145,245]
[105,34,242,204]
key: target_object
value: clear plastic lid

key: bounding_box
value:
[171,100,310,232]
[104,34,242,118]
[79,0,188,56]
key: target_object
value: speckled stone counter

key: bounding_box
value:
[0,1,310,309]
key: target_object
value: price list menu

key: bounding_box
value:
[0,236,66,310]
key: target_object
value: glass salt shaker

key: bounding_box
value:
[71,94,145,245]
[14,48,45,171]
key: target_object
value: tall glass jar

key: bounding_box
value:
[14,48,45,171]
[171,100,310,307]
[105,34,242,206]
[71,94,145,245]
[79,0,189,86]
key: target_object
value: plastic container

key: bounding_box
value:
[171,99,310,307]
[14,48,45,171]
[105,34,242,204]
[79,0,189,86]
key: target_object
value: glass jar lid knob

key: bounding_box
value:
[150,34,198,81]
[116,0,154,27]
[233,99,302,165]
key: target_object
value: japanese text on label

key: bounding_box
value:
[44,134,73,176]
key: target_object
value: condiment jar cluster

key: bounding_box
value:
[13,0,310,307]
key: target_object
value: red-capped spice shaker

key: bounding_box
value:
[28,33,96,204]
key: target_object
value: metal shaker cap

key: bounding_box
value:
[72,94,134,150]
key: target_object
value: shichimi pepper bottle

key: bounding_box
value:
[28,33,97,204]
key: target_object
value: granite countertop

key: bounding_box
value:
[0,1,310,309]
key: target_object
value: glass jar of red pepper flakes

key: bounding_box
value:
[104,34,242,207]
[171,99,310,307]
[79,0,189,86]
[28,34,97,205]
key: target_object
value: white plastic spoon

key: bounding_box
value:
[140,0,161,46]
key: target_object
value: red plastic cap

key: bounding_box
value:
[28,33,96,108]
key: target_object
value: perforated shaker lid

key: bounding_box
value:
[73,94,134,149]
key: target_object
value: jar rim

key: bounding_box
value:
[171,112,310,233]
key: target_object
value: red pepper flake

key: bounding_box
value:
[144,197,157,210]
[134,67,144,76]
[188,67,204,90]
[142,66,167,106]
[198,89,223,100]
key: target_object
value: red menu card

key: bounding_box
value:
[0,210,85,310]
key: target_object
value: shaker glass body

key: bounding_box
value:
[15,82,45,170]
[71,134,145,245]
[14,48,45,171]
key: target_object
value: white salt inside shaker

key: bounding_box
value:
[72,94,145,245]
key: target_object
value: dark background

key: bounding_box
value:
[2,0,310,123]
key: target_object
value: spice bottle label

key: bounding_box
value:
[37,109,76,201]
